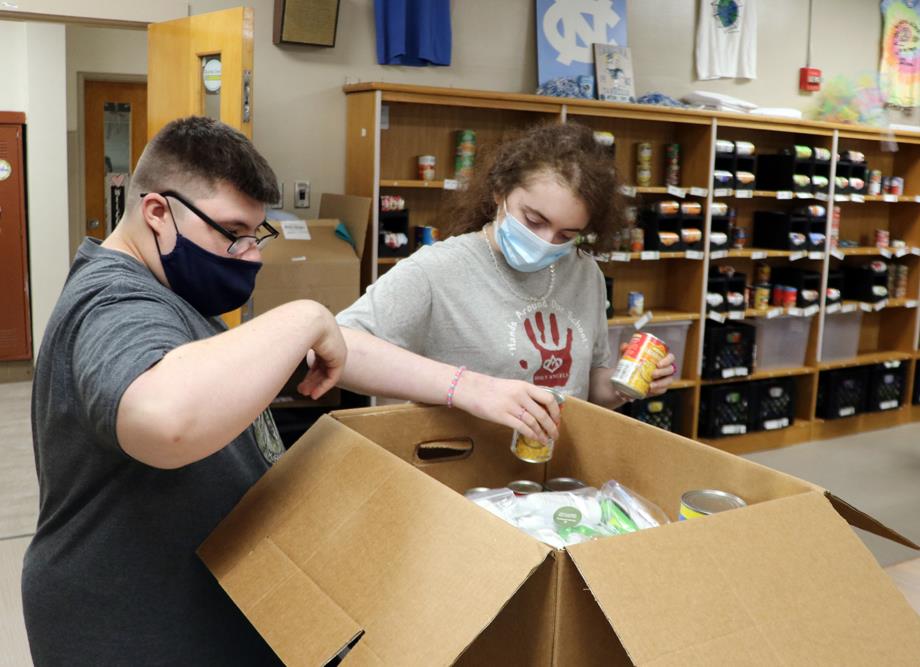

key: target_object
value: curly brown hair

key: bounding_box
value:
[443,121,625,254]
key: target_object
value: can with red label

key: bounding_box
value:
[783,286,798,308]
[610,332,669,400]
[772,284,786,307]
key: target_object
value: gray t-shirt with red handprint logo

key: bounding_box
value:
[336,231,611,399]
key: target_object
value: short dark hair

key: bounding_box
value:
[130,116,279,205]
[444,121,626,254]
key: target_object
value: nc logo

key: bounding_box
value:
[542,0,621,66]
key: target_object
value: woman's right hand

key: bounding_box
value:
[451,371,561,444]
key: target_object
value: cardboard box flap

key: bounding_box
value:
[825,491,920,549]
[200,415,551,665]
[319,192,371,258]
[565,492,920,666]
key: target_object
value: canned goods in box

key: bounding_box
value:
[507,480,543,496]
[679,489,747,520]
[734,140,756,156]
[463,487,492,498]
[510,388,566,463]
[610,331,669,400]
[627,291,644,317]
[544,477,587,492]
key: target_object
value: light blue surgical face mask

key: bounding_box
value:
[495,205,577,272]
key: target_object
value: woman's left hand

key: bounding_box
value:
[648,352,677,396]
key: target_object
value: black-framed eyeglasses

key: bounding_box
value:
[140,190,279,256]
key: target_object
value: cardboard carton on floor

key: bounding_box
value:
[199,400,920,666]
[252,193,371,318]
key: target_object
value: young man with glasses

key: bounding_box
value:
[23,116,559,665]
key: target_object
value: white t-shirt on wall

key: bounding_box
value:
[696,0,757,80]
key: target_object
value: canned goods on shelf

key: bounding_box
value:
[681,228,702,244]
[734,140,756,156]
[658,231,680,248]
[637,142,653,162]
[680,202,702,216]
[814,147,831,161]
[710,202,729,216]
[630,227,645,252]
[679,489,747,520]
[627,291,645,317]
[793,145,813,160]
[755,262,771,284]
[715,139,735,154]
[656,200,680,216]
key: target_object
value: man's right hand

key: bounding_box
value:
[297,306,347,399]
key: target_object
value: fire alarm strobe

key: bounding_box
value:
[800,67,822,92]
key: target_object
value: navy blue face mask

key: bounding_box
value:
[155,226,262,318]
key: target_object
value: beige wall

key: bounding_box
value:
[183,0,915,218]
[0,0,186,25]
[0,22,27,110]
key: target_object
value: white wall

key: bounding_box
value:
[0,22,26,110]
[24,22,70,351]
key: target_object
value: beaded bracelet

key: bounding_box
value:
[446,366,466,408]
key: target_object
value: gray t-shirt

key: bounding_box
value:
[337,231,611,399]
[23,239,283,666]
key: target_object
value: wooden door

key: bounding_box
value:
[84,81,147,240]
[0,114,31,360]
[148,7,255,327]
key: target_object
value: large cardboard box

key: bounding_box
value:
[199,400,920,665]
[252,193,370,317]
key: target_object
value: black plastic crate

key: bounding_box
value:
[749,378,796,431]
[702,321,756,379]
[817,367,869,419]
[752,211,815,251]
[699,384,751,438]
[755,152,813,193]
[866,361,906,412]
[620,392,679,432]
[843,262,888,303]
[378,210,411,257]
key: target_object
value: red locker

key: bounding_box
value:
[0,113,31,360]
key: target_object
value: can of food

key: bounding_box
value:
[665,143,680,186]
[850,177,865,192]
[830,205,841,248]
[415,225,440,246]
[510,389,566,463]
[679,489,747,520]
[593,131,615,147]
[793,174,811,188]
[710,231,729,247]
[681,228,702,244]
[629,226,645,252]
[636,164,652,187]
[794,145,813,160]
[658,231,680,248]
[544,477,587,493]
[656,200,680,216]
[731,226,748,249]
[610,331,669,400]
[841,150,865,163]
[814,147,831,161]
[754,284,771,309]
[772,284,786,307]
[875,229,890,248]
[463,487,492,498]
[783,286,798,308]
[680,202,702,216]
[507,480,544,496]
[735,171,755,186]
[417,155,436,181]
[734,140,756,156]
[868,170,882,195]
[713,170,733,185]
[715,139,735,154]
[710,202,729,217]
[637,141,653,163]
[882,176,892,194]
[755,262,771,284]
[835,176,849,190]
[890,176,904,196]
[801,205,826,218]
[627,291,645,317]
[812,175,829,189]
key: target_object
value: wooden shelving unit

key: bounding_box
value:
[344,82,920,450]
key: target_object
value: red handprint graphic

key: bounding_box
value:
[522,311,573,387]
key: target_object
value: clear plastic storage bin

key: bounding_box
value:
[820,310,863,362]
[752,315,813,370]
[608,320,692,375]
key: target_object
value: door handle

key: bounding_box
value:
[242,69,252,123]
[87,219,101,230]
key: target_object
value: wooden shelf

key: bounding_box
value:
[347,82,920,453]
[699,420,815,455]
[818,351,912,370]
[380,179,449,189]
[608,310,700,326]
[701,366,814,385]
[743,307,818,319]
